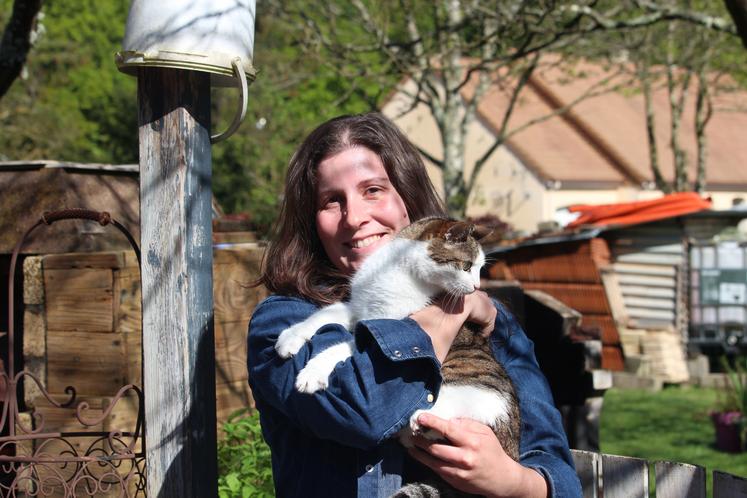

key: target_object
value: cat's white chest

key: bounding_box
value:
[350,240,434,319]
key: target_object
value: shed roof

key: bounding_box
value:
[0,161,140,254]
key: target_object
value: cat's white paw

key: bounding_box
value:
[409,409,425,434]
[295,364,330,393]
[408,409,443,441]
[275,324,310,358]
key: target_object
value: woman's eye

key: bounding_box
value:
[321,197,341,209]
[462,261,472,272]
[365,186,383,196]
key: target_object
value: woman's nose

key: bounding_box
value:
[342,197,369,228]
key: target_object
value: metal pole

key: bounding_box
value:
[137,67,217,498]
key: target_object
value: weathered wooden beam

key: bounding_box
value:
[654,461,705,498]
[601,453,648,498]
[138,67,217,498]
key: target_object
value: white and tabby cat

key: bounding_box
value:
[275,217,520,496]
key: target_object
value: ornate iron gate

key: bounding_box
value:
[1,209,145,497]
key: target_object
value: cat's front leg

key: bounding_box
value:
[275,302,352,358]
[295,341,354,393]
[401,385,511,445]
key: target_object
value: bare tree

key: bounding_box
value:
[587,0,739,194]
[272,0,738,217]
[0,0,43,99]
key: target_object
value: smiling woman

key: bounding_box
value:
[248,112,581,498]
[315,146,410,274]
[258,112,443,304]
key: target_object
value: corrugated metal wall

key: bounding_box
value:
[605,224,686,335]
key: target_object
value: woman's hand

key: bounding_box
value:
[407,413,549,498]
[409,290,497,362]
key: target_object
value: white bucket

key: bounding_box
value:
[116,0,256,87]
[116,0,257,142]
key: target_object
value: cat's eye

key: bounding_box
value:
[462,261,472,272]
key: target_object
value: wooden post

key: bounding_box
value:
[600,454,648,498]
[654,461,705,498]
[570,449,600,498]
[137,67,217,498]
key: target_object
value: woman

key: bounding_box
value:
[247,113,581,497]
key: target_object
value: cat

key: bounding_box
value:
[274,217,521,495]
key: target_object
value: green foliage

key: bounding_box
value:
[716,356,747,416]
[217,408,275,498]
[0,0,138,163]
[601,386,747,497]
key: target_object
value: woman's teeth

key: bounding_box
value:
[351,234,382,249]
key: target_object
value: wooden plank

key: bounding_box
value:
[44,268,114,332]
[43,252,125,270]
[215,320,250,384]
[570,449,600,498]
[102,391,143,453]
[213,231,257,244]
[612,262,676,277]
[139,67,216,498]
[601,453,648,498]
[616,273,674,288]
[620,285,676,299]
[600,268,628,324]
[213,250,268,323]
[654,460,705,498]
[114,265,142,335]
[124,326,143,387]
[47,330,127,396]
[713,470,747,497]
[23,306,47,407]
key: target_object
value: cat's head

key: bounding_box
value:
[397,217,491,296]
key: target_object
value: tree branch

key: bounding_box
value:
[0,0,43,99]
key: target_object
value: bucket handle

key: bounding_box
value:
[211,57,248,144]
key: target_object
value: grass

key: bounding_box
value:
[600,385,747,496]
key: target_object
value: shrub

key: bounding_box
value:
[217,408,275,498]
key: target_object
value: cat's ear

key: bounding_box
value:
[472,225,494,243]
[445,222,474,242]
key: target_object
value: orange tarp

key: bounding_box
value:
[566,192,712,228]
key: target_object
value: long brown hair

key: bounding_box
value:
[258,112,446,305]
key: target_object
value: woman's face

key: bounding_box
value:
[315,146,410,275]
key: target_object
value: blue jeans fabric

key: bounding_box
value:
[247,295,582,497]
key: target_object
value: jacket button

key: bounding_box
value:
[365,464,374,473]
[393,350,402,358]
[427,393,434,403]
[412,346,420,354]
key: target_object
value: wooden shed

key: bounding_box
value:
[21,246,265,434]
[0,161,263,440]
[487,208,747,381]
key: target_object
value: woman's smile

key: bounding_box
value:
[315,146,410,275]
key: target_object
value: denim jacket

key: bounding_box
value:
[247,295,581,497]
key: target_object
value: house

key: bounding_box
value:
[382,60,747,234]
